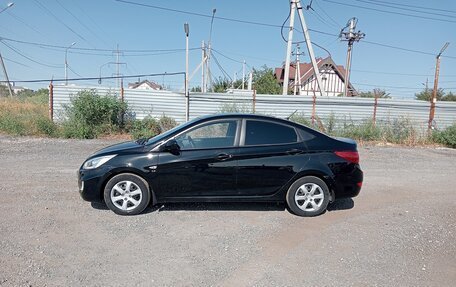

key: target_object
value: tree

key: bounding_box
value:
[17,88,49,104]
[0,84,12,97]
[415,88,444,101]
[358,88,391,99]
[442,91,456,101]
[17,89,35,98]
[211,77,232,93]
[252,66,281,95]
[190,86,201,92]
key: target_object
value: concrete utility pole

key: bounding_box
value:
[283,0,326,96]
[282,1,297,95]
[0,2,13,96]
[340,17,365,97]
[428,42,450,131]
[206,8,216,92]
[201,41,206,93]
[98,62,115,84]
[113,44,126,90]
[65,42,76,85]
[247,71,253,90]
[0,52,13,97]
[292,44,303,95]
[184,23,190,121]
[242,60,246,90]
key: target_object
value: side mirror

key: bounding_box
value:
[161,139,181,155]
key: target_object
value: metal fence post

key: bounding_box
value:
[373,91,378,126]
[120,78,124,103]
[311,89,317,124]
[252,89,256,114]
[48,81,54,122]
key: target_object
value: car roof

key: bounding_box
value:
[194,113,293,124]
[193,113,326,137]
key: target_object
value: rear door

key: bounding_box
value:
[236,119,308,196]
[157,119,240,199]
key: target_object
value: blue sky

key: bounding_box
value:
[0,0,455,99]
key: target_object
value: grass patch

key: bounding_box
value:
[432,123,456,148]
[0,98,58,137]
[0,94,454,149]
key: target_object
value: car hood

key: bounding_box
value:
[92,141,144,157]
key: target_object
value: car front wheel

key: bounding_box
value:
[286,176,330,217]
[103,173,151,215]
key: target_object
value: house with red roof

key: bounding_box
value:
[275,56,357,96]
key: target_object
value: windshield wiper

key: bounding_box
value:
[135,138,147,145]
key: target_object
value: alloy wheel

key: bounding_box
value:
[110,180,143,211]
[294,183,325,212]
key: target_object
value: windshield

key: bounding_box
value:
[145,117,200,145]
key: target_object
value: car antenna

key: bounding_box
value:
[286,110,298,120]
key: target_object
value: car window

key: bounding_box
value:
[176,120,237,150]
[245,120,297,146]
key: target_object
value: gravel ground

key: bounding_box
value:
[0,135,455,287]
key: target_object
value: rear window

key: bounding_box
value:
[245,120,297,146]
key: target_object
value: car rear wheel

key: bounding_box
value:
[286,176,330,217]
[104,173,151,215]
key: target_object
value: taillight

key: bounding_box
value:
[335,151,359,164]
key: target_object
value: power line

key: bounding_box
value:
[354,0,455,19]
[362,40,435,57]
[358,0,456,16]
[6,11,46,37]
[211,48,244,64]
[314,0,341,27]
[0,72,185,84]
[309,8,338,29]
[210,52,232,81]
[32,0,90,44]
[322,0,456,24]
[0,35,200,53]
[306,1,339,30]
[3,57,30,68]
[351,69,433,77]
[67,65,83,78]
[55,0,107,46]
[0,41,62,68]
[308,28,338,37]
[115,0,287,28]
[308,28,456,60]
[353,82,423,90]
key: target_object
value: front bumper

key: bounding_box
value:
[77,166,111,202]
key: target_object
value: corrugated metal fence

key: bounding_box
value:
[52,85,456,130]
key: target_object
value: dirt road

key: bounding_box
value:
[0,136,455,286]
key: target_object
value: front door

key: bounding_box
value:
[157,119,240,199]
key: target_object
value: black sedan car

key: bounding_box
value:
[78,114,362,216]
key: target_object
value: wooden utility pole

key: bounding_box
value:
[428,42,449,131]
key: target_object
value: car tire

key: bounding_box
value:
[286,176,330,217]
[103,173,151,215]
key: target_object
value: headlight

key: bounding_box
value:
[83,155,116,169]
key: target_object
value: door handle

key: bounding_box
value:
[215,153,232,161]
[286,149,303,155]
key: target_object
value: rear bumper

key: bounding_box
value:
[332,164,363,199]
